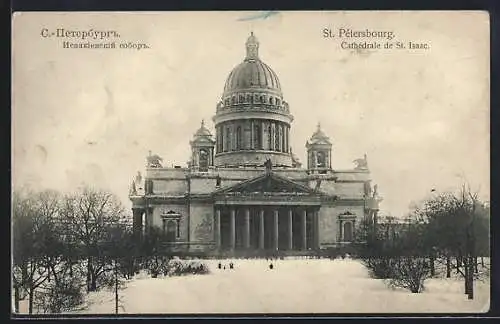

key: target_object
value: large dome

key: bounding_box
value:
[222,32,282,97]
[223,60,281,95]
[213,32,293,168]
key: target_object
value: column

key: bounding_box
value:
[288,209,293,250]
[132,208,143,240]
[314,210,320,249]
[287,126,289,152]
[339,220,343,242]
[222,126,226,152]
[274,209,279,251]
[283,125,288,153]
[217,127,220,153]
[272,124,275,151]
[145,208,152,236]
[244,208,250,249]
[259,209,265,249]
[280,124,284,152]
[301,209,307,250]
[215,208,221,248]
[250,120,254,150]
[230,208,236,250]
[261,121,266,150]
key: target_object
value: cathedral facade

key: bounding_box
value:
[129,33,382,256]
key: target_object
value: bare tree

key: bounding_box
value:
[12,189,63,314]
[414,184,489,299]
[59,186,126,292]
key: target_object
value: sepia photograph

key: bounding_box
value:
[11,11,490,315]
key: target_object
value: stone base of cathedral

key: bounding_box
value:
[151,241,360,259]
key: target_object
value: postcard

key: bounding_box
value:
[12,11,490,315]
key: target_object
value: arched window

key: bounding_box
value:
[236,126,242,150]
[231,96,236,104]
[254,125,261,149]
[165,220,178,242]
[199,149,209,172]
[260,95,265,103]
[239,95,245,103]
[276,99,281,106]
[343,222,353,242]
[247,94,252,103]
[317,151,326,168]
[269,97,274,105]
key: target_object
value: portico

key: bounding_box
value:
[214,205,320,252]
[212,171,327,252]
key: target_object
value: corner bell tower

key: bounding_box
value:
[306,123,333,174]
[190,120,215,172]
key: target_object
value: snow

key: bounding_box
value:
[46,258,489,314]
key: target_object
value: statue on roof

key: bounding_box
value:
[353,153,368,170]
[147,150,163,168]
[135,171,142,184]
[129,180,137,195]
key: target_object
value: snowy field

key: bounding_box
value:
[18,258,489,314]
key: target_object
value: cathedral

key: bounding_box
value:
[129,32,382,256]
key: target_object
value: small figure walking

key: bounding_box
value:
[229,262,234,270]
[269,263,274,270]
[223,265,226,270]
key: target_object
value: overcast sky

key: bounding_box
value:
[12,11,489,217]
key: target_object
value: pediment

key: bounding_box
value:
[214,173,317,195]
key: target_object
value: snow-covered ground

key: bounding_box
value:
[18,258,490,314]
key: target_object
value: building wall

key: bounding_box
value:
[319,204,365,248]
[153,179,187,195]
[334,182,365,199]
[214,151,292,167]
[319,205,337,247]
[314,179,336,195]
[189,203,215,252]
[136,166,375,252]
[190,178,218,194]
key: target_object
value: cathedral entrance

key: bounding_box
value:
[212,171,326,255]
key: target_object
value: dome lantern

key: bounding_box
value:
[245,32,259,61]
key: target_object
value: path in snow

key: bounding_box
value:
[71,258,489,314]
